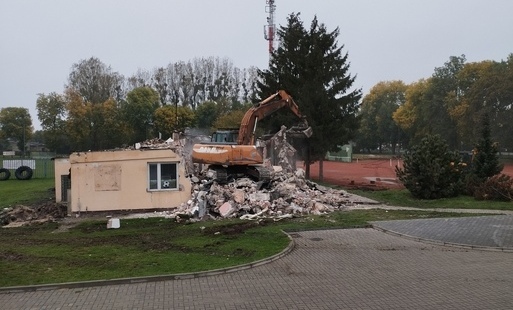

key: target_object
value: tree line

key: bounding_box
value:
[0,13,361,182]
[0,56,260,154]
[1,12,511,184]
[357,54,513,153]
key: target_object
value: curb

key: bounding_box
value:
[0,231,295,294]
[372,225,513,253]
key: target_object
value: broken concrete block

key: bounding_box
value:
[232,189,245,203]
[219,202,236,218]
[249,192,270,202]
[273,166,283,173]
[313,202,330,213]
[107,218,120,229]
[235,178,254,188]
[295,168,305,178]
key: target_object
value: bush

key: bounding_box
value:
[396,134,464,199]
[465,113,503,196]
[473,174,513,201]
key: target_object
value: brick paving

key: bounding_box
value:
[2,222,513,309]
[372,215,513,250]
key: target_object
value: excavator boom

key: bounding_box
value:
[192,90,312,182]
[238,90,306,145]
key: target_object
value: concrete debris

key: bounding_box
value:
[273,125,297,173]
[161,166,355,221]
[107,218,120,229]
[130,128,361,221]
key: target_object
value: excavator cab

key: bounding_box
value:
[211,129,238,144]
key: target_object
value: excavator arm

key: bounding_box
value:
[237,90,307,145]
[192,89,312,183]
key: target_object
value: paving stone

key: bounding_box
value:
[3,226,513,309]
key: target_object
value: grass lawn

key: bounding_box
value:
[347,188,513,211]
[0,209,471,287]
[0,178,55,208]
[0,176,508,288]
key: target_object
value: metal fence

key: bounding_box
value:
[0,156,55,179]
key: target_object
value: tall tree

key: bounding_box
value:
[392,80,428,139]
[213,110,246,130]
[0,107,33,153]
[195,100,222,130]
[67,57,124,104]
[121,87,160,143]
[153,106,196,138]
[454,59,513,150]
[358,81,407,153]
[422,55,466,149]
[257,13,362,180]
[36,92,70,153]
[65,89,91,151]
[65,89,124,151]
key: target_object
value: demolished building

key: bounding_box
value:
[54,139,192,213]
[125,128,366,221]
[7,128,368,227]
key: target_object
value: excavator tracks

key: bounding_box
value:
[210,165,271,184]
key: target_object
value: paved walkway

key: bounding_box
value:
[3,214,513,309]
[372,214,513,250]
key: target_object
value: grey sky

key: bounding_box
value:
[1,0,513,130]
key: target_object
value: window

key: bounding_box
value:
[148,163,178,190]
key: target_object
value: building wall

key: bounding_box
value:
[67,149,191,212]
[54,158,71,203]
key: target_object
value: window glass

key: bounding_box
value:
[160,164,177,189]
[148,163,178,190]
[149,164,158,190]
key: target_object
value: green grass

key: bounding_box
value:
[0,209,472,287]
[0,176,508,288]
[0,178,55,208]
[347,188,513,210]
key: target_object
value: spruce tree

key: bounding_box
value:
[471,113,503,181]
[257,13,361,180]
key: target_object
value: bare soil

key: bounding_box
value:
[306,159,513,190]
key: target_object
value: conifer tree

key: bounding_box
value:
[396,134,463,199]
[471,113,503,181]
[257,13,361,179]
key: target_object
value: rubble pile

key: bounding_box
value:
[152,125,358,221]
[159,167,355,221]
[1,201,68,227]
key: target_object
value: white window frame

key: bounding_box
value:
[147,162,178,191]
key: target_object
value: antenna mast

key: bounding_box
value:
[264,0,276,58]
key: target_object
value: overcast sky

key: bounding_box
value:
[1,0,513,130]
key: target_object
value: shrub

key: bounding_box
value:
[396,134,464,199]
[465,113,503,195]
[473,174,513,201]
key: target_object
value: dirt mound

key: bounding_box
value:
[1,201,68,228]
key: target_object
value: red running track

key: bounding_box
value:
[305,159,513,190]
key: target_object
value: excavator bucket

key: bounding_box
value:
[287,123,313,138]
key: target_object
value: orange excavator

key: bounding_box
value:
[191,90,312,182]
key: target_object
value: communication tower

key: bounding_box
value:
[264,0,276,56]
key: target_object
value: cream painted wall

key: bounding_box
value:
[67,149,192,212]
[53,157,70,203]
